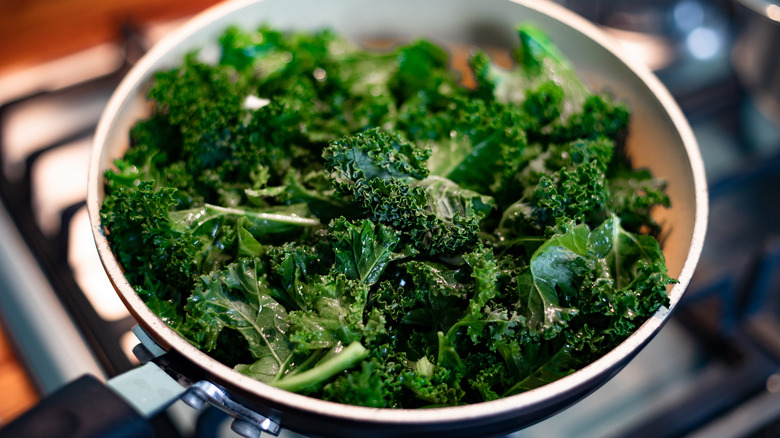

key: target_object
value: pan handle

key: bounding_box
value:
[0,362,186,438]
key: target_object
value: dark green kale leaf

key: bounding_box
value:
[322,358,399,408]
[387,39,460,106]
[267,341,369,393]
[402,351,466,406]
[354,177,492,256]
[147,55,318,203]
[416,96,529,196]
[169,202,321,241]
[503,342,581,395]
[273,170,354,223]
[396,261,469,331]
[323,128,495,256]
[465,351,512,402]
[286,273,384,353]
[578,215,672,330]
[221,25,400,141]
[323,127,431,193]
[164,202,321,274]
[148,55,247,177]
[101,181,199,309]
[265,241,334,311]
[471,24,588,118]
[107,115,199,207]
[186,257,293,381]
[499,137,615,236]
[547,93,630,145]
[607,165,671,235]
[328,217,402,285]
[441,247,534,387]
[514,224,586,339]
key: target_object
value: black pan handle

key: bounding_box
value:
[0,361,188,438]
[0,374,154,438]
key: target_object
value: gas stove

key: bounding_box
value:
[0,2,779,437]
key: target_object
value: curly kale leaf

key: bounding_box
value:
[515,224,586,339]
[444,246,529,349]
[186,257,293,381]
[462,246,502,316]
[194,259,373,392]
[382,260,469,333]
[169,203,320,241]
[499,137,615,236]
[494,217,672,395]
[286,273,384,353]
[164,202,320,275]
[323,127,431,193]
[417,96,529,196]
[322,357,399,408]
[404,349,466,406]
[607,165,671,235]
[221,25,399,140]
[107,115,200,208]
[101,181,199,308]
[323,129,494,256]
[513,216,671,343]
[328,217,402,285]
[351,177,491,256]
[148,55,247,176]
[147,56,316,203]
[580,215,672,324]
[388,39,460,106]
[471,24,588,119]
[546,94,630,145]
[266,241,334,311]
[469,25,629,153]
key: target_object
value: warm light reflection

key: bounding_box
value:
[4,95,107,181]
[0,43,121,103]
[68,207,129,321]
[120,331,142,365]
[768,4,780,22]
[604,28,676,71]
[32,139,91,235]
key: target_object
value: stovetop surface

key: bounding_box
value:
[1,2,780,437]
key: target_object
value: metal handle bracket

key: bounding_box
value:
[130,325,282,438]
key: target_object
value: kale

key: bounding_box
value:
[101,23,674,408]
[323,127,494,256]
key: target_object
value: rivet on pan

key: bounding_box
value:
[231,419,262,438]
[180,387,207,410]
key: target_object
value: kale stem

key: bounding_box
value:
[270,342,368,392]
[205,203,321,226]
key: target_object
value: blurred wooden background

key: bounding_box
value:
[0,0,224,73]
[0,325,37,425]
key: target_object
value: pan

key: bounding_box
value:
[0,1,708,437]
